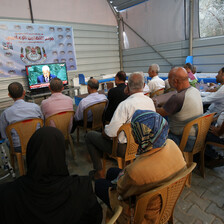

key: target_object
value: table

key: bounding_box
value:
[25,86,80,103]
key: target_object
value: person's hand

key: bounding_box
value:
[209,126,220,136]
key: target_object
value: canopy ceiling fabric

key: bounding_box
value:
[117,0,199,49]
[109,0,148,11]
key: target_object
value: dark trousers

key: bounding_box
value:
[95,167,122,208]
[71,119,92,133]
[205,132,224,159]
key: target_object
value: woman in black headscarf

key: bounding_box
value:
[0,127,102,224]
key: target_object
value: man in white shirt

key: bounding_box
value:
[201,67,224,116]
[148,64,165,96]
[85,72,155,179]
[72,78,107,132]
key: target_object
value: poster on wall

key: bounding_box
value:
[0,22,77,77]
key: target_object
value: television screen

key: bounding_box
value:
[25,63,68,91]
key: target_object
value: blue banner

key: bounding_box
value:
[0,22,77,77]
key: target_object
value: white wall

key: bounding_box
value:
[0,0,117,26]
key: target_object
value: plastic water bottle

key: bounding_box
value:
[104,82,108,93]
[199,79,204,92]
[144,75,148,84]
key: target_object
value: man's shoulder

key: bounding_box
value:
[25,101,40,109]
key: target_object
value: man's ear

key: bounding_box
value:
[22,90,26,97]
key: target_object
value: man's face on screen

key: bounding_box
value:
[43,70,50,78]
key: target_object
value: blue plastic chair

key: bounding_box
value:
[78,74,88,85]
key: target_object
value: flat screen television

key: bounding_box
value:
[25,62,68,93]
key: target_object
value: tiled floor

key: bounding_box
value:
[1,130,224,223]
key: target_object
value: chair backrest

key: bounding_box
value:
[151,88,165,97]
[83,101,107,130]
[45,111,74,140]
[164,87,176,93]
[179,113,215,154]
[6,118,44,155]
[112,123,138,162]
[134,163,196,224]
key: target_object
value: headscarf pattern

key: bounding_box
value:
[131,110,169,154]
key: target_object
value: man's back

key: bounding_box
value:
[0,99,43,147]
[104,83,128,122]
[105,92,155,143]
[148,76,165,93]
[41,93,74,119]
[202,85,224,116]
[165,87,203,135]
[75,92,107,121]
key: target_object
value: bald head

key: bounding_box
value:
[87,78,99,93]
[168,67,190,92]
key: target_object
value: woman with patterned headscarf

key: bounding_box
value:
[95,110,186,224]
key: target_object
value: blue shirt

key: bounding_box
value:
[0,99,43,147]
[74,92,107,121]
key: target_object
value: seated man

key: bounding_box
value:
[72,78,107,131]
[0,82,43,152]
[156,67,203,151]
[37,65,56,83]
[201,67,224,116]
[104,71,128,122]
[85,72,155,179]
[95,110,186,223]
[204,111,224,168]
[41,78,74,130]
[148,64,165,95]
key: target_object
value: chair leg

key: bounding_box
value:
[69,135,76,160]
[200,150,205,178]
[168,213,174,224]
[16,153,25,176]
[10,153,15,170]
[183,152,193,187]
[117,158,123,169]
[77,127,79,144]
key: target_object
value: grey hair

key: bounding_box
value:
[150,64,160,73]
[42,65,50,72]
[128,72,144,92]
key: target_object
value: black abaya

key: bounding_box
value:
[0,127,102,224]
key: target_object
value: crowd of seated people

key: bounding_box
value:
[0,64,224,222]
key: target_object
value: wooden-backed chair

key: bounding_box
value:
[133,163,196,224]
[164,87,176,93]
[205,141,224,150]
[76,101,107,143]
[6,118,44,176]
[150,88,165,97]
[178,113,215,184]
[45,111,75,159]
[107,163,196,224]
[103,123,138,175]
[106,206,123,224]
